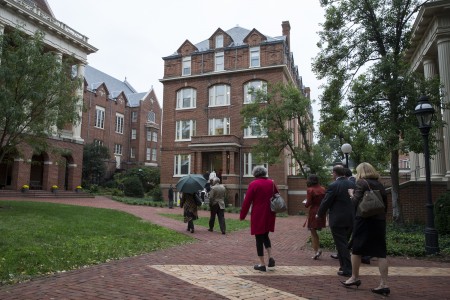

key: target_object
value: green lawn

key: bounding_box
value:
[159,213,250,232]
[0,201,193,285]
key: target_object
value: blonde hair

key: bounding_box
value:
[355,162,379,180]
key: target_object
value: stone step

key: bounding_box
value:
[0,190,94,198]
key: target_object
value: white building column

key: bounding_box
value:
[423,58,446,180]
[73,63,85,142]
[0,23,4,64]
[437,37,450,179]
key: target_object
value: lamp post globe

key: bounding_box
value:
[341,143,352,168]
[413,94,439,255]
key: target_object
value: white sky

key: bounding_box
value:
[47,0,325,122]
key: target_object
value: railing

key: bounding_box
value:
[6,0,89,43]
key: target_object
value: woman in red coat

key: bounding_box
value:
[240,166,277,272]
[305,174,326,260]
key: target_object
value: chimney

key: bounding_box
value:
[282,21,291,48]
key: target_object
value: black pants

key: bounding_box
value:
[209,204,226,233]
[330,226,352,274]
[187,220,194,231]
[255,232,271,256]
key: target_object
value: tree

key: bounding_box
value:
[82,143,110,186]
[313,0,442,223]
[0,28,82,163]
[240,83,327,178]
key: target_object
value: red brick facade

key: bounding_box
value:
[160,21,312,206]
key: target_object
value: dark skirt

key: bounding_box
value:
[349,216,387,258]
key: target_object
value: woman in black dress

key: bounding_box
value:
[342,162,390,296]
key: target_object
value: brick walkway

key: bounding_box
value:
[1,196,449,299]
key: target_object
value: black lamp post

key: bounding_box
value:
[414,95,439,255]
[341,143,352,168]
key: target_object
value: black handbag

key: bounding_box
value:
[194,192,203,206]
[357,179,385,218]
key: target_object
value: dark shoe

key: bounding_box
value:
[371,287,390,296]
[208,228,213,232]
[331,253,339,259]
[253,264,266,272]
[341,279,361,288]
[313,250,322,260]
[361,256,371,264]
[337,271,352,277]
[222,231,226,235]
[268,257,275,267]
[190,229,194,233]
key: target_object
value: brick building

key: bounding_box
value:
[0,0,96,191]
[82,66,161,180]
[160,21,313,206]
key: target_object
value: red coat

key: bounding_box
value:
[240,177,277,235]
[305,184,326,229]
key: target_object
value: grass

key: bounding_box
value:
[159,213,250,232]
[0,201,193,285]
[317,223,450,258]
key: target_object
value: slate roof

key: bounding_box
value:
[84,65,138,98]
[170,25,285,56]
[127,92,148,107]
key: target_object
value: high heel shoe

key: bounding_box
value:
[340,279,361,288]
[313,250,322,260]
[371,287,390,296]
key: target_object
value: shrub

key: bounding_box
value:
[123,177,144,198]
[148,186,163,201]
[435,192,450,235]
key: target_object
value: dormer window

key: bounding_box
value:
[182,56,191,76]
[216,35,223,48]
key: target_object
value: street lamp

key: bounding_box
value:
[341,143,352,168]
[414,94,439,255]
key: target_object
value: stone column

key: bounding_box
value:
[0,23,4,64]
[409,152,419,181]
[423,58,446,180]
[437,37,450,179]
[72,63,85,142]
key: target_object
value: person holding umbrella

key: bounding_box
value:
[176,174,208,234]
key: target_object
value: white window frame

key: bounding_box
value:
[243,153,268,176]
[115,113,124,134]
[114,144,122,155]
[130,147,135,158]
[175,120,196,141]
[250,46,260,68]
[244,80,267,104]
[216,34,223,48]
[152,132,158,142]
[182,56,191,76]
[209,84,230,107]
[174,154,190,176]
[146,129,151,141]
[215,51,224,71]
[95,106,105,129]
[152,147,157,161]
[131,129,137,140]
[176,88,196,109]
[94,139,103,146]
[244,118,267,138]
[146,148,151,161]
[208,118,230,135]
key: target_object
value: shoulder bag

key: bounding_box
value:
[270,180,287,213]
[194,192,203,206]
[357,179,385,218]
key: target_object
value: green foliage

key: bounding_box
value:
[435,192,450,235]
[115,167,160,193]
[0,28,82,163]
[148,186,163,201]
[240,82,322,177]
[0,201,193,285]
[123,177,144,198]
[82,143,110,186]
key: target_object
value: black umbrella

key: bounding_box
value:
[175,174,207,194]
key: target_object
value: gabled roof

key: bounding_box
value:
[127,92,148,107]
[84,65,137,96]
[168,25,285,56]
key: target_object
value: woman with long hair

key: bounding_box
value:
[305,174,326,259]
[342,162,390,296]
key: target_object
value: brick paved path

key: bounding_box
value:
[1,196,449,299]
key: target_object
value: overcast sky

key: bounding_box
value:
[47,0,325,121]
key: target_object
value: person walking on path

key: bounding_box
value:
[180,192,198,233]
[304,174,326,260]
[168,184,174,209]
[239,166,277,272]
[208,177,226,234]
[317,165,355,277]
[342,162,390,296]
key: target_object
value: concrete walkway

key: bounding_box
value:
[1,196,449,299]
